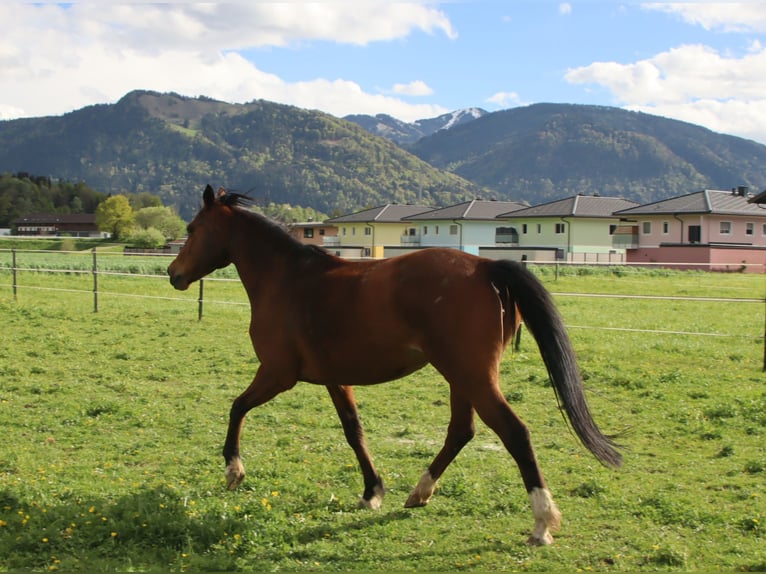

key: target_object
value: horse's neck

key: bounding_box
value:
[229,216,295,298]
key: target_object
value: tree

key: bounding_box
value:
[133,206,186,240]
[129,227,167,248]
[128,192,162,211]
[95,195,134,240]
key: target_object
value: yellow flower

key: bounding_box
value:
[110,532,118,538]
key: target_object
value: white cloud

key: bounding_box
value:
[392,80,434,97]
[565,42,766,142]
[642,2,766,33]
[559,3,572,16]
[486,91,524,108]
[0,3,455,121]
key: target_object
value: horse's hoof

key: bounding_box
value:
[403,493,429,508]
[225,459,245,490]
[404,470,436,507]
[526,532,554,546]
[358,483,385,510]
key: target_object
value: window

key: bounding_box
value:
[762,223,766,236]
[364,227,371,236]
[319,229,325,236]
[303,228,314,239]
[536,224,542,234]
[435,225,440,235]
[662,221,670,234]
[642,221,652,234]
[720,221,731,235]
[342,227,347,236]
[609,224,617,235]
[522,224,528,234]
[423,226,428,235]
[555,223,566,234]
[746,222,754,236]
[449,225,458,235]
[351,226,356,236]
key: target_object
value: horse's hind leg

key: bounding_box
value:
[405,391,475,507]
[327,385,385,509]
[472,386,561,546]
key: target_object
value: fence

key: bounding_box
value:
[2,248,765,369]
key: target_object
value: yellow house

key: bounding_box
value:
[324,204,432,258]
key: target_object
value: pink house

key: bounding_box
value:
[613,187,766,272]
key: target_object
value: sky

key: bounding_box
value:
[2,2,766,144]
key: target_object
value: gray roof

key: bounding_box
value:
[403,199,527,221]
[501,195,639,218]
[325,204,432,223]
[614,189,766,217]
[14,213,97,224]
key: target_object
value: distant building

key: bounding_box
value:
[13,213,103,237]
[287,221,337,248]
[325,204,433,258]
[614,187,766,272]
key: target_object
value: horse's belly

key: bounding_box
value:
[300,343,427,386]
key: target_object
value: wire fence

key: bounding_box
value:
[2,247,765,368]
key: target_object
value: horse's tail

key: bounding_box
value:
[489,260,622,468]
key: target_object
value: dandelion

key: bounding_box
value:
[110,532,118,538]
[42,538,49,543]
[0,520,7,527]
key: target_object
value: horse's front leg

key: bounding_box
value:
[326,385,385,509]
[222,365,296,490]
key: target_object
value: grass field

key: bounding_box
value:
[0,262,764,572]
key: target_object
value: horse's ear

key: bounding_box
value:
[203,184,215,207]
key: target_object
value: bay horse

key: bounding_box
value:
[167,185,621,546]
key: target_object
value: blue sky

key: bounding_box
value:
[2,2,766,144]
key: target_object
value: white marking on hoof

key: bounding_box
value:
[404,470,437,508]
[225,457,245,490]
[358,483,385,510]
[527,487,561,546]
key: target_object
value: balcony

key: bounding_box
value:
[612,225,639,250]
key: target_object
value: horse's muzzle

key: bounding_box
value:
[167,266,189,291]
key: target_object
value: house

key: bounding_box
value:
[287,221,337,247]
[398,199,528,257]
[13,213,102,237]
[613,187,766,272]
[498,195,640,263]
[324,204,433,258]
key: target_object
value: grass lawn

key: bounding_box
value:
[0,266,764,571]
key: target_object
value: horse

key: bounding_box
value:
[167,184,621,546]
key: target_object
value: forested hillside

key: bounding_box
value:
[0,173,106,227]
[2,93,765,221]
[0,91,482,220]
[408,103,766,205]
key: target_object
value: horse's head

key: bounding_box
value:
[168,184,234,291]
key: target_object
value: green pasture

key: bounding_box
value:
[0,261,764,572]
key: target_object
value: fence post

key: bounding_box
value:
[198,278,204,321]
[12,248,17,301]
[92,248,98,313]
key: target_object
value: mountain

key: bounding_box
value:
[344,108,487,145]
[1,93,765,220]
[0,91,483,220]
[408,103,766,206]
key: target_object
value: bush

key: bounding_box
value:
[128,227,166,249]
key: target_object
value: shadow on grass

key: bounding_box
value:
[0,485,248,571]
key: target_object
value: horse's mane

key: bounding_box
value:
[220,191,340,265]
